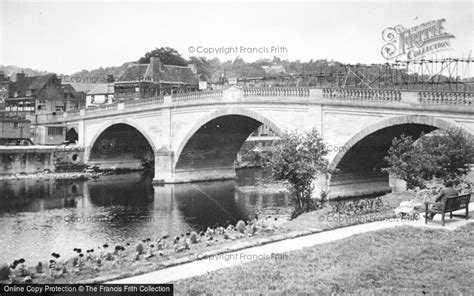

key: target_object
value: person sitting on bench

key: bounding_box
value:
[426,180,459,220]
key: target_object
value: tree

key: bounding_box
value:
[138,47,188,66]
[419,128,474,179]
[267,128,329,217]
[188,56,215,81]
[384,128,474,189]
[383,135,435,189]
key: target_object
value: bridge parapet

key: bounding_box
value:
[172,90,223,102]
[124,96,165,107]
[418,91,474,105]
[322,88,402,102]
[33,87,474,126]
[243,87,310,98]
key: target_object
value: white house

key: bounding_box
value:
[86,84,114,107]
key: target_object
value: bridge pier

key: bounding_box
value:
[152,151,175,184]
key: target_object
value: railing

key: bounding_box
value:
[33,87,474,125]
[418,91,474,105]
[243,87,310,98]
[322,88,401,102]
[172,90,223,102]
[86,104,118,112]
[125,96,164,107]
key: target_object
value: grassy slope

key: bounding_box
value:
[175,223,474,295]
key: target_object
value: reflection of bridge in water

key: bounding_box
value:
[33,87,474,198]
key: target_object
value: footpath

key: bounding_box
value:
[109,202,474,284]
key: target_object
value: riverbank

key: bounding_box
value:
[1,191,420,284]
[173,223,474,294]
[0,170,96,181]
[0,167,151,181]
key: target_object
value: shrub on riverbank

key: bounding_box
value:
[135,243,145,255]
[236,220,246,233]
[384,128,474,189]
[267,128,329,217]
[190,231,199,244]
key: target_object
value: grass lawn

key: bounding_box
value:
[175,223,474,295]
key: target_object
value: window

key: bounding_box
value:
[48,127,64,136]
[14,91,18,98]
[55,106,64,112]
[26,90,32,96]
[13,122,19,128]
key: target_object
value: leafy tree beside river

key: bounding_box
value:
[267,128,329,218]
[384,128,474,189]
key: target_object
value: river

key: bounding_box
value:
[0,168,291,265]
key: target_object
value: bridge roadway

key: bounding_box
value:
[32,87,474,198]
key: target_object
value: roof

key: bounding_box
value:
[117,58,199,85]
[160,65,199,85]
[9,74,55,97]
[87,83,114,95]
[118,64,149,82]
[65,82,98,93]
[62,84,76,92]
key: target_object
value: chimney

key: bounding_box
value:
[107,75,114,83]
[150,57,162,82]
[54,74,62,86]
[16,72,26,81]
[188,64,197,74]
[150,57,162,71]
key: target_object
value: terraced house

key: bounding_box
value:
[5,72,85,115]
[1,72,86,145]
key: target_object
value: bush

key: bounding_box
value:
[384,128,474,189]
[0,264,10,280]
[135,242,145,255]
[267,128,329,216]
[236,220,246,233]
[189,231,199,244]
[36,262,43,273]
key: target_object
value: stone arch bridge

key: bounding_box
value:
[35,87,474,198]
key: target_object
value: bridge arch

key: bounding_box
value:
[86,118,157,165]
[329,115,468,172]
[327,115,473,197]
[173,108,283,179]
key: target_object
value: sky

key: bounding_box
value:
[0,0,473,75]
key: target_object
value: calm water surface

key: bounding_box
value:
[0,168,291,264]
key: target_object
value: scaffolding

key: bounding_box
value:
[338,58,474,91]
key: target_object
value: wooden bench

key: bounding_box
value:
[425,193,471,226]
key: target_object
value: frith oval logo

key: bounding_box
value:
[381,19,455,61]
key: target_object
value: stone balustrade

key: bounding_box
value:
[243,87,310,98]
[322,88,401,102]
[418,91,473,105]
[125,96,164,107]
[86,104,118,112]
[172,90,223,102]
[32,87,474,126]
